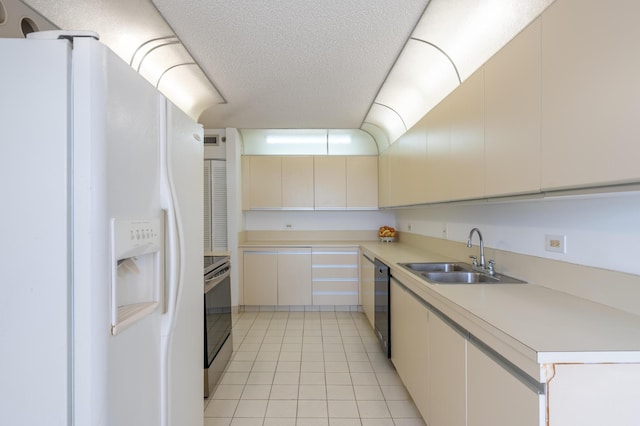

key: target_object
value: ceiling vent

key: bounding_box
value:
[204,135,219,146]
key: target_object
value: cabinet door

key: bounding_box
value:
[282,156,314,209]
[485,19,541,197]
[392,122,428,206]
[243,251,278,305]
[378,149,391,208]
[249,156,282,209]
[448,68,485,201]
[540,0,640,190]
[346,156,378,209]
[425,98,452,203]
[314,156,346,209]
[390,279,429,422]
[277,249,312,305]
[467,344,540,426]
[428,313,466,426]
[241,156,251,211]
[360,252,375,328]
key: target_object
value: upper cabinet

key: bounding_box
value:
[448,69,485,201]
[248,156,282,209]
[485,19,541,197]
[540,0,640,190]
[346,156,378,209]
[282,156,314,209]
[243,155,378,211]
[314,156,346,209]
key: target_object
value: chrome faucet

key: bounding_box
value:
[467,227,490,272]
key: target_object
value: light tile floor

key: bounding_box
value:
[204,310,426,426]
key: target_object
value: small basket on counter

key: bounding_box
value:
[378,226,397,243]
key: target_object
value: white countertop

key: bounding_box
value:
[240,240,640,379]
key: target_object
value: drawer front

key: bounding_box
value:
[312,281,359,305]
[312,265,358,279]
[312,249,358,266]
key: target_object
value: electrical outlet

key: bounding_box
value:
[407,223,412,231]
[285,224,293,229]
[441,223,448,239]
[545,234,566,254]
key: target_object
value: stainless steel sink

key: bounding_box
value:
[421,271,501,284]
[400,262,472,273]
[399,262,526,284]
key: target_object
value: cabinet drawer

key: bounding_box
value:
[312,265,358,279]
[313,281,359,305]
[312,249,358,266]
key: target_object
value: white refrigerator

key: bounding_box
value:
[0,32,204,426]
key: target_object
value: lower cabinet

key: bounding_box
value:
[243,247,360,307]
[428,312,467,426]
[390,278,540,426]
[467,344,540,426]
[390,279,429,422]
[277,249,312,305]
[243,249,311,306]
[243,250,278,305]
[311,247,359,306]
[360,251,375,328]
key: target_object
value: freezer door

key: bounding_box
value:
[0,37,72,426]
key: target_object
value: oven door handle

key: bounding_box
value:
[204,267,230,293]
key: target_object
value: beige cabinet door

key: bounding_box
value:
[485,19,541,197]
[467,344,540,426]
[314,156,346,209]
[249,156,282,209]
[540,0,640,190]
[449,68,485,201]
[359,252,375,328]
[425,98,452,203]
[428,313,466,426]
[390,279,429,423]
[378,149,391,208]
[277,249,312,305]
[243,251,278,305]
[392,121,428,206]
[346,156,378,209]
[241,156,251,211]
[282,156,314,209]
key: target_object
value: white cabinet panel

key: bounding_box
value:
[467,344,540,426]
[485,19,541,197]
[541,0,640,190]
[282,156,314,209]
[548,363,640,426]
[248,156,281,209]
[243,251,278,306]
[390,279,429,422]
[428,313,466,426]
[278,249,312,305]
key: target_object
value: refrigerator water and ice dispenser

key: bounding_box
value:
[110,218,162,335]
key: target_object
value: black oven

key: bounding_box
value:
[203,256,232,397]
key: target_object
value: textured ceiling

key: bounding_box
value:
[151,0,430,129]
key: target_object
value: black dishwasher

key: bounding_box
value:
[374,258,391,358]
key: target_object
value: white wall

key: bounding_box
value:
[244,210,395,232]
[395,191,640,276]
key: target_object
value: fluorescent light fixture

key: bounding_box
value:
[362,0,555,145]
[266,135,327,144]
[329,135,352,145]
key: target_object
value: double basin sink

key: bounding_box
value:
[399,262,526,285]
